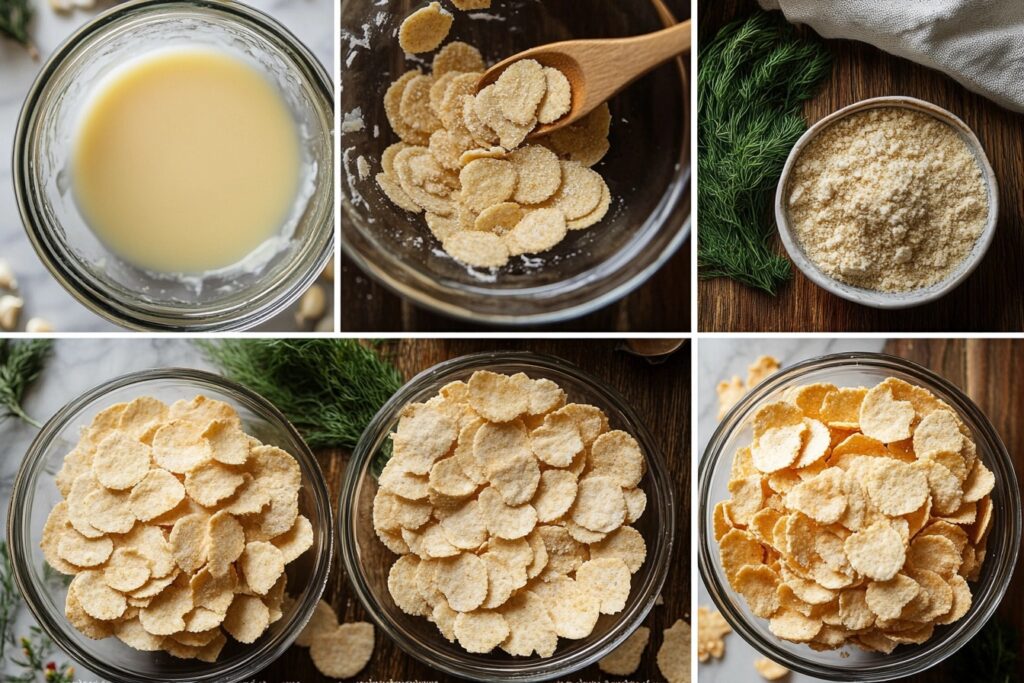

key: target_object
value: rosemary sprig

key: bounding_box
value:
[198,339,404,449]
[0,339,52,429]
[0,542,19,662]
[0,0,38,59]
[697,12,832,294]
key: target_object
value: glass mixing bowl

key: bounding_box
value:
[339,0,690,325]
[339,351,676,681]
[7,369,334,683]
[699,353,1020,681]
[13,0,334,331]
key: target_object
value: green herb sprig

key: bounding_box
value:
[0,0,38,59]
[0,542,19,662]
[199,339,403,449]
[0,339,52,429]
[697,12,832,294]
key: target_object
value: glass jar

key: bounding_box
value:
[339,351,677,680]
[13,0,334,331]
[6,369,334,683]
[339,0,690,325]
[699,352,1020,681]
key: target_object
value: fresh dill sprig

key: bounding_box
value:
[952,616,1018,683]
[697,12,832,294]
[0,0,38,59]
[0,339,52,429]
[198,339,404,449]
[0,541,20,661]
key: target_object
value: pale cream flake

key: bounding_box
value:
[398,2,453,54]
[493,59,547,125]
[537,67,572,124]
[505,209,567,256]
[444,230,510,268]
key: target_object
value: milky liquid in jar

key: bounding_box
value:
[72,47,301,274]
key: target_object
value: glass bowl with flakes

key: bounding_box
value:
[7,369,333,683]
[699,352,1020,681]
[339,0,690,325]
[340,352,675,681]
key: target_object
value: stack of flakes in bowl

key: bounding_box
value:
[715,378,994,653]
[372,370,648,656]
[41,396,314,661]
[377,37,613,269]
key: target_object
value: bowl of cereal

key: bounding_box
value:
[339,0,690,325]
[339,351,675,680]
[775,97,998,309]
[698,352,1020,681]
[6,369,333,683]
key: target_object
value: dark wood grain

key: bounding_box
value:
[883,339,1024,682]
[698,0,1024,332]
[257,339,691,682]
[340,239,690,332]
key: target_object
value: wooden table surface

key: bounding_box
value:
[882,339,1023,682]
[698,0,1024,332]
[257,338,692,682]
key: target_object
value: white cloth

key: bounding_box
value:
[758,0,1024,112]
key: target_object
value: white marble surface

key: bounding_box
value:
[0,339,216,681]
[696,337,887,683]
[0,0,334,332]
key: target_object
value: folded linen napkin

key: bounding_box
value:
[758,0,1024,112]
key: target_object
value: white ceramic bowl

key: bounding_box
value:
[775,96,998,309]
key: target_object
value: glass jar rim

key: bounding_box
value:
[339,350,677,680]
[12,0,334,331]
[698,351,1022,681]
[6,367,335,683]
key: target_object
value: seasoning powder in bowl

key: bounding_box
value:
[785,107,989,293]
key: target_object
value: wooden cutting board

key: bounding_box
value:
[699,0,1024,332]
[257,338,691,681]
[884,339,1024,682]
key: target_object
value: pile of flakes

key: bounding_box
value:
[373,370,648,657]
[42,396,314,661]
[697,604,731,661]
[715,377,994,653]
[717,355,781,420]
[377,34,613,269]
[294,600,375,679]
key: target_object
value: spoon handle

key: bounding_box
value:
[588,21,692,105]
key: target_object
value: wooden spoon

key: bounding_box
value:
[477,20,692,139]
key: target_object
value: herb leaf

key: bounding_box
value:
[697,11,832,294]
[198,339,404,449]
[0,0,38,59]
[0,339,52,429]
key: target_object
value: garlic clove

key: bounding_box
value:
[26,317,54,333]
[0,259,17,291]
[0,295,24,331]
[295,284,327,326]
[314,316,335,333]
[321,259,335,282]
